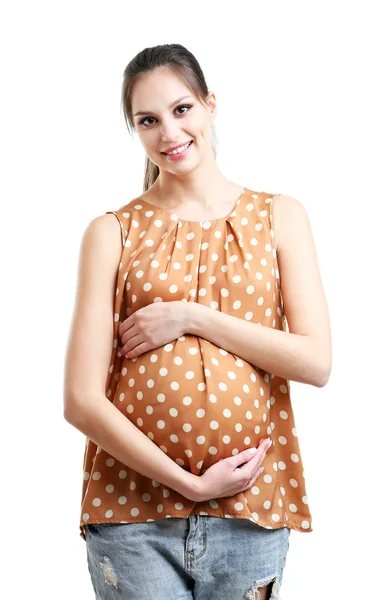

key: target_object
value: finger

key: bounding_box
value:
[125,342,149,358]
[122,332,142,355]
[119,318,131,338]
[259,438,272,455]
[232,438,271,470]
[252,438,270,464]
[121,324,137,347]
[120,320,136,344]
[260,437,272,448]
[241,466,264,491]
[253,440,271,469]
[250,466,264,484]
[253,466,265,482]
[231,444,263,468]
[241,440,271,486]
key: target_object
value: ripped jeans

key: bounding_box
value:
[85,515,291,600]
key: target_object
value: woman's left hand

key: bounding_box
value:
[119,301,188,359]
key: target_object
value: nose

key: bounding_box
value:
[159,118,181,143]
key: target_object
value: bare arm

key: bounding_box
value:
[185,194,332,387]
[63,214,200,501]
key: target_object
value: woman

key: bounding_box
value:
[64,43,332,600]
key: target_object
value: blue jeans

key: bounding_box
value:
[85,515,291,599]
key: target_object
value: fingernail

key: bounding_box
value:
[268,438,272,447]
[249,447,257,454]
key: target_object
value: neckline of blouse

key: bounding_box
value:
[135,187,249,224]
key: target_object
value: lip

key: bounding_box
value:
[161,141,193,161]
[161,141,192,154]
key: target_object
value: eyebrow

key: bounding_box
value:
[133,95,194,117]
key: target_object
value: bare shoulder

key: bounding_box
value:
[86,212,122,237]
[75,212,124,288]
[272,193,311,252]
[80,213,123,256]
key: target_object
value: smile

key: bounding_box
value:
[162,141,193,160]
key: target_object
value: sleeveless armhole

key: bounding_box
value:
[105,211,125,248]
[267,193,287,330]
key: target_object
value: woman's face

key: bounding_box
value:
[132,69,216,174]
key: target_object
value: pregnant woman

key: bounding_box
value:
[64,43,332,600]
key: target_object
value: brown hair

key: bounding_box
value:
[121,43,218,193]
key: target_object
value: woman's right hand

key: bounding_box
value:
[194,438,272,502]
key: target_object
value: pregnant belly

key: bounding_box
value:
[113,336,271,474]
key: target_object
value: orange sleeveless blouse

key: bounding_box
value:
[79,186,313,541]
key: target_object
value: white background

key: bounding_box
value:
[1,1,391,598]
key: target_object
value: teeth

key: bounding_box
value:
[166,141,191,155]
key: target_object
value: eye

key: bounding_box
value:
[138,104,192,128]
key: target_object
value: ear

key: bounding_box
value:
[207,90,217,120]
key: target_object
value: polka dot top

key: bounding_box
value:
[79,186,313,541]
